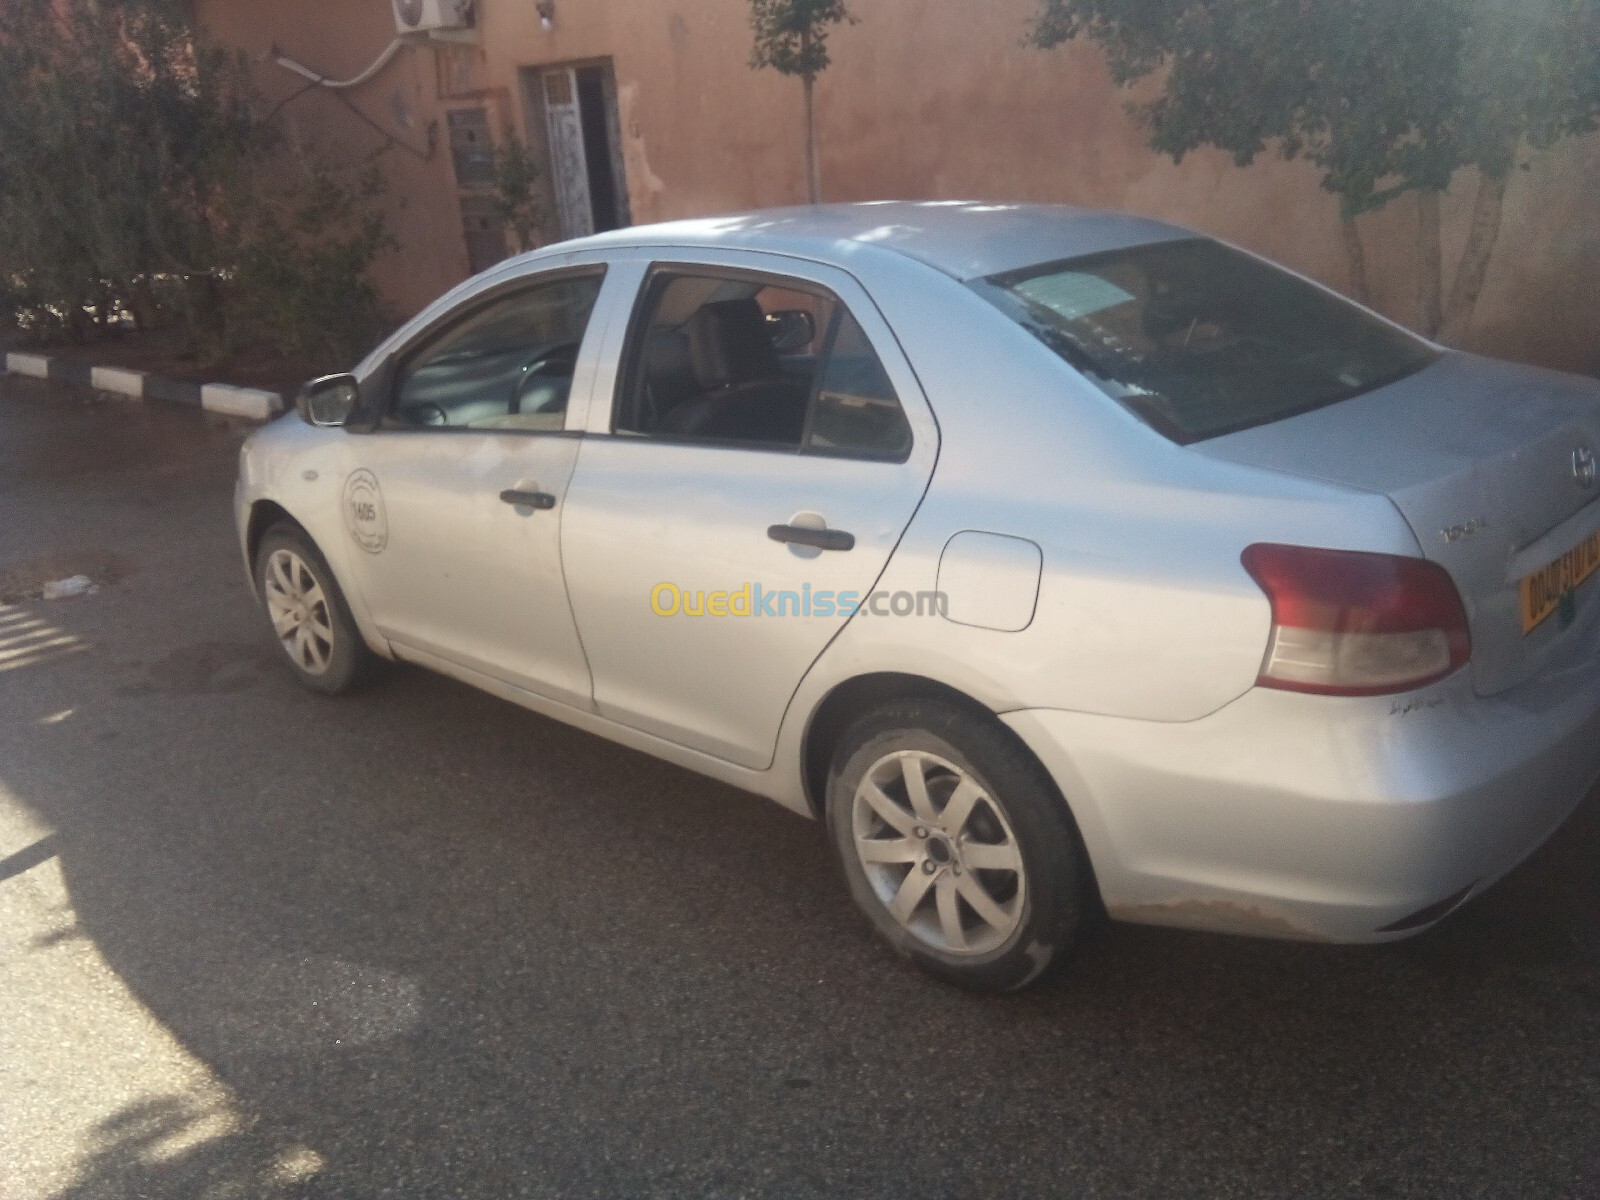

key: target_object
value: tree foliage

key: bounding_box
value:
[0,0,394,365]
[1029,0,1600,339]
[489,135,550,254]
[225,164,396,365]
[750,0,854,203]
[749,0,852,80]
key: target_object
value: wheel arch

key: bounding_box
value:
[800,670,1106,912]
[246,498,390,660]
[246,499,306,577]
[804,674,1014,816]
[801,674,1032,812]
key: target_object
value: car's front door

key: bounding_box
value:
[560,251,939,768]
[339,266,610,708]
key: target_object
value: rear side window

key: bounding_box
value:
[806,310,911,460]
[615,269,912,460]
[974,238,1438,444]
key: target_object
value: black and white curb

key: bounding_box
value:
[4,350,284,421]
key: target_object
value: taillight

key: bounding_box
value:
[1241,544,1471,697]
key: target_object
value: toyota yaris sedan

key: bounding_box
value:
[237,202,1600,992]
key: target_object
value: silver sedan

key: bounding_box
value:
[236,202,1600,992]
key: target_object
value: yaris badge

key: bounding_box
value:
[1575,446,1598,489]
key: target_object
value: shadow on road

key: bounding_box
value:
[4,579,1597,1198]
[1,378,1596,1197]
[48,1096,321,1200]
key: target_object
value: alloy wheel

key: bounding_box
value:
[851,750,1026,956]
[263,548,335,676]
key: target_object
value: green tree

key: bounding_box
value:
[1029,0,1600,341]
[224,161,397,366]
[0,0,395,365]
[749,0,854,204]
[0,0,264,339]
[490,135,550,253]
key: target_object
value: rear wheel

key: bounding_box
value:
[826,699,1089,993]
[254,525,375,695]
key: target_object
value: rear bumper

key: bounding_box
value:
[1003,637,1600,943]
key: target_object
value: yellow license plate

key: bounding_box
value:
[1520,529,1600,633]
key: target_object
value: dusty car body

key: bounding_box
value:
[237,202,1600,990]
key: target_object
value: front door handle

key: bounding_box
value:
[768,524,855,552]
[500,489,557,510]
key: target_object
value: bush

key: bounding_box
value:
[490,136,549,254]
[0,0,395,366]
[224,163,397,366]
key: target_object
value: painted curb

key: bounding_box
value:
[90,365,147,397]
[202,383,284,421]
[6,352,50,378]
[2,350,284,423]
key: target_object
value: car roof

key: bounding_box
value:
[566,201,1194,282]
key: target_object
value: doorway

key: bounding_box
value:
[523,61,631,241]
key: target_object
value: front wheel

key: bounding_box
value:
[826,699,1090,993]
[254,525,376,695]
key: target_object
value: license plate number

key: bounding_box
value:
[1520,529,1600,634]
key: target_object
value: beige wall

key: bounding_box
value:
[196,0,1600,372]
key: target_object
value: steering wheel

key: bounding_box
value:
[510,342,580,413]
[406,401,449,426]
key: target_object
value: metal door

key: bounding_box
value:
[337,264,620,709]
[345,432,593,708]
[542,67,593,240]
[559,252,940,769]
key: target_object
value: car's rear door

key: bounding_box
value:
[559,249,939,769]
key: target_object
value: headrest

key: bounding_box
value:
[644,328,693,380]
[686,299,779,388]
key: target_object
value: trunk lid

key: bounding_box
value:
[1196,352,1600,695]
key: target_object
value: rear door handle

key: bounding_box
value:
[500,489,557,510]
[768,524,855,552]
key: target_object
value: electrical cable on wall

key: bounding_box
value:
[264,39,436,162]
[273,39,404,90]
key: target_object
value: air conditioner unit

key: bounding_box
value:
[392,0,474,35]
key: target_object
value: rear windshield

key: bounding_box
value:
[974,238,1438,444]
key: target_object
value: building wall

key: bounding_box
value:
[195,0,1600,372]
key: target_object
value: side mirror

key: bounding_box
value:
[766,309,816,354]
[296,374,360,428]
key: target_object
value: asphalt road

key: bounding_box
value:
[1,371,1598,1199]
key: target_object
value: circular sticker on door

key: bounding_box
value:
[343,469,388,554]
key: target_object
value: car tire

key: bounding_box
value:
[254,524,377,695]
[826,698,1089,993]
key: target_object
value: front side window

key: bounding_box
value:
[616,269,911,459]
[974,238,1438,444]
[392,271,604,431]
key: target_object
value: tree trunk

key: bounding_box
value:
[1439,170,1510,346]
[803,73,820,204]
[66,293,97,343]
[1415,189,1444,337]
[127,278,161,333]
[1340,213,1372,306]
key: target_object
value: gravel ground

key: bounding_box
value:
[2,372,1598,1199]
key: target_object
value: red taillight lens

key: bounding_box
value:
[1241,544,1472,697]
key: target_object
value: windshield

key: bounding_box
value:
[974,238,1439,444]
